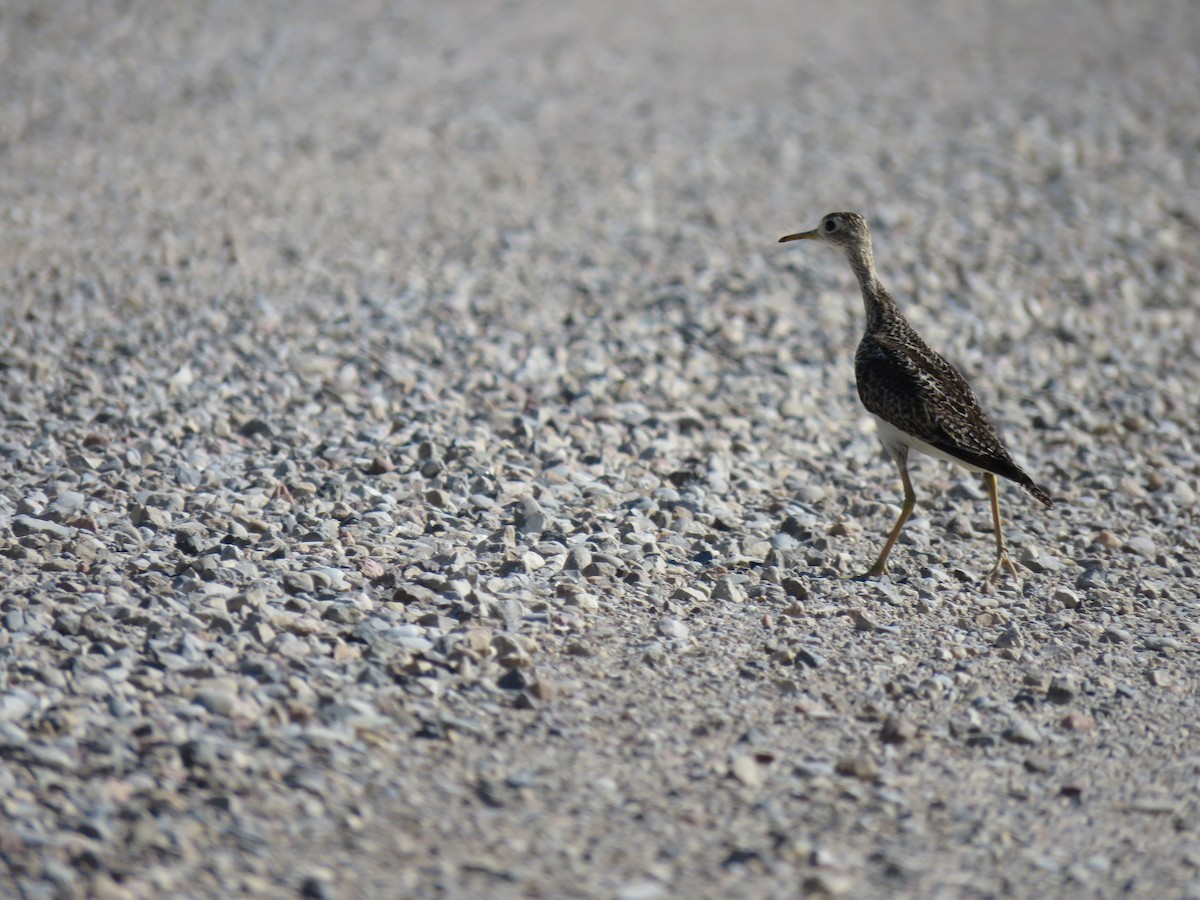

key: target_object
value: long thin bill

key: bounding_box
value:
[779,230,819,243]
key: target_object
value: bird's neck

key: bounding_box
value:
[846,243,901,333]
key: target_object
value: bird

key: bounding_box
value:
[779,212,1052,581]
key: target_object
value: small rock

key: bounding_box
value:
[179,736,217,768]
[566,591,599,613]
[286,615,324,637]
[493,633,537,665]
[238,418,273,438]
[298,872,336,900]
[994,625,1023,649]
[835,753,880,780]
[1048,674,1079,703]
[175,525,209,555]
[657,617,689,641]
[642,641,667,666]
[175,465,203,487]
[0,691,33,722]
[671,586,709,605]
[583,560,618,578]
[615,880,667,900]
[1122,535,1156,558]
[48,490,86,519]
[801,872,856,896]
[12,515,74,540]
[425,488,453,509]
[1120,477,1146,498]
[730,754,764,788]
[711,577,746,604]
[794,648,824,668]
[66,453,97,472]
[359,557,386,580]
[781,577,809,601]
[947,515,975,537]
[283,572,315,595]
[365,455,394,475]
[527,672,556,701]
[54,612,82,636]
[566,545,593,571]
[196,688,240,717]
[393,583,438,605]
[17,493,47,515]
[1003,717,1042,745]
[1127,797,1176,815]
[1023,670,1051,691]
[515,496,546,537]
[880,714,917,744]
[852,609,879,632]
[1061,711,1095,732]
[1143,635,1182,652]
[1172,480,1196,505]
[1147,669,1172,687]
[1052,587,1080,608]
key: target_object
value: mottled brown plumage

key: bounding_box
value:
[855,320,1052,506]
[780,211,1052,581]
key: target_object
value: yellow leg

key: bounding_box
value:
[854,449,915,579]
[985,472,1020,583]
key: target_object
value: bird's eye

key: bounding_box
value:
[824,219,838,233]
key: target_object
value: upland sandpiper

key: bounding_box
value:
[779,212,1052,581]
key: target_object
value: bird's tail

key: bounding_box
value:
[1021,477,1054,508]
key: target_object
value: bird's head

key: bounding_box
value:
[779,211,871,251]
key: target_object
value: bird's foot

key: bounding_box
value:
[845,561,888,581]
[986,551,1020,584]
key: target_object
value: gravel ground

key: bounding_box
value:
[2,1,1199,897]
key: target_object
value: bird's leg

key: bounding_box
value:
[984,472,1020,583]
[854,449,915,579]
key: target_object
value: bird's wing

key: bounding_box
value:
[855,331,1023,477]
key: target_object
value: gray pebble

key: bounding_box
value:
[1003,717,1043,746]
[1123,536,1157,558]
[711,577,747,604]
[0,691,34,722]
[12,515,75,540]
[657,617,690,641]
[283,572,316,595]
[515,496,547,536]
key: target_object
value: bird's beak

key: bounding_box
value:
[779,229,819,243]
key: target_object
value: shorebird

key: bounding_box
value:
[779,212,1052,581]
